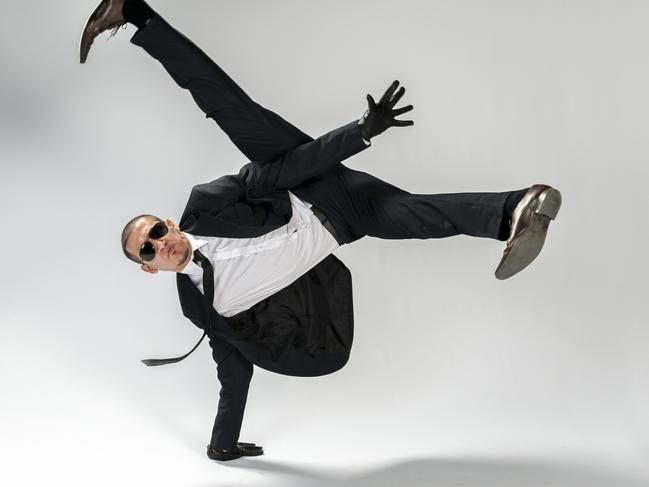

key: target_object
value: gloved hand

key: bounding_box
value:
[359,79,414,140]
[206,442,264,461]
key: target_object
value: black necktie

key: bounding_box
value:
[192,248,215,307]
[141,248,214,366]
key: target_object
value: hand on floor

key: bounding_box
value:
[207,442,264,461]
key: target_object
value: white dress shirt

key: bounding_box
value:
[178,191,341,317]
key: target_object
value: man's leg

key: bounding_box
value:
[126,2,313,162]
[294,165,528,244]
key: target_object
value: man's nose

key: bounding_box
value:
[154,238,167,253]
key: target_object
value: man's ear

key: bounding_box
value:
[141,264,158,274]
[165,218,176,229]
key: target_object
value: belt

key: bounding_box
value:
[309,203,343,245]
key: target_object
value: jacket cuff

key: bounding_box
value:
[356,118,371,147]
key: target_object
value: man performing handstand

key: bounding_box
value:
[80,0,562,462]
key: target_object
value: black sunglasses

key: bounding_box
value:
[139,221,169,262]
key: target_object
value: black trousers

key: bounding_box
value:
[131,14,520,246]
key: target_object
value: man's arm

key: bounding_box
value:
[238,79,414,191]
[238,118,371,190]
[207,334,254,452]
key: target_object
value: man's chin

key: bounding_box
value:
[180,247,191,267]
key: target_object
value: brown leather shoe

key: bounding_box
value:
[494,184,562,280]
[79,0,126,64]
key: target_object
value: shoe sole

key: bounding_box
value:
[80,0,124,64]
[80,1,106,63]
[494,187,561,280]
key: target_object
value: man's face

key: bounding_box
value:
[125,217,192,273]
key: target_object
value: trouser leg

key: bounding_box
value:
[295,165,527,244]
[128,13,313,162]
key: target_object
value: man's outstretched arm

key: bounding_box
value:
[239,118,370,190]
[239,80,414,190]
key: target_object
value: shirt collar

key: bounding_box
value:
[177,232,208,275]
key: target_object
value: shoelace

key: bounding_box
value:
[108,23,128,39]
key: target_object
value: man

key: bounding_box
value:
[80,0,562,462]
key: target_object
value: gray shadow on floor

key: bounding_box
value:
[200,456,647,487]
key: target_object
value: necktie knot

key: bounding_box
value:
[192,249,214,294]
[193,248,209,267]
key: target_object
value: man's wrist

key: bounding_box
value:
[358,117,371,145]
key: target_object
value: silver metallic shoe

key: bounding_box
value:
[494,184,562,280]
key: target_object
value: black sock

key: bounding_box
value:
[498,188,530,240]
[123,0,155,29]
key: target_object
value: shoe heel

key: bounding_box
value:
[535,188,561,220]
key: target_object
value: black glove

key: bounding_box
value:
[359,79,414,140]
[206,442,264,461]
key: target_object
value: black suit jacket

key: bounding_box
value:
[175,119,370,448]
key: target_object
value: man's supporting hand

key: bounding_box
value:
[207,442,264,461]
[359,80,414,140]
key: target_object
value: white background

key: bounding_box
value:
[1,0,648,485]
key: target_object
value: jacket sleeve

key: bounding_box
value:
[207,334,254,450]
[239,119,371,190]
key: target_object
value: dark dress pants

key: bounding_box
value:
[130,13,520,245]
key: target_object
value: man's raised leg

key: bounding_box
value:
[80,0,313,162]
[295,165,560,279]
[296,166,524,242]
